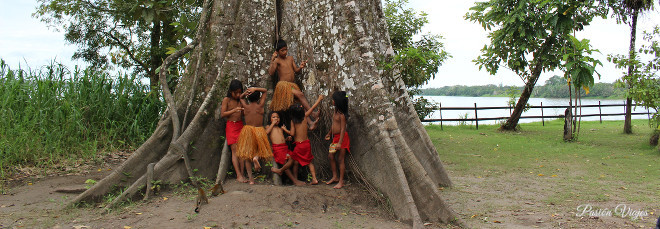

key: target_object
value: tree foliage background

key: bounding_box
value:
[34,0,203,90]
[610,26,660,129]
[382,0,450,120]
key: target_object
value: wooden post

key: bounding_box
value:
[474,103,478,130]
[144,163,155,200]
[598,101,602,124]
[541,102,545,126]
[439,103,443,130]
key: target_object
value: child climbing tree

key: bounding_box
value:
[72,0,461,228]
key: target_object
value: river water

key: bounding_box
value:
[418,96,651,125]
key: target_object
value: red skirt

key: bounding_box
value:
[332,132,350,153]
[225,121,243,145]
[292,140,313,166]
[272,143,291,165]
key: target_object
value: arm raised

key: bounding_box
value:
[305,94,325,117]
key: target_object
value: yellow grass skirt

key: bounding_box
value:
[269,81,300,111]
[236,125,273,160]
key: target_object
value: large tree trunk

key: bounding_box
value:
[72,0,458,227]
[624,10,638,134]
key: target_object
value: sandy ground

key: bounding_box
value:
[0,168,417,229]
[2,150,658,229]
[442,173,659,228]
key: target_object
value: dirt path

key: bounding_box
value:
[0,168,415,228]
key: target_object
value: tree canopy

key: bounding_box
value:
[465,0,609,130]
[34,0,203,89]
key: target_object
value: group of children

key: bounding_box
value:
[219,39,350,189]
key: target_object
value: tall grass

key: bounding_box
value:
[0,59,164,178]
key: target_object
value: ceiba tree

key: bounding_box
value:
[71,0,460,227]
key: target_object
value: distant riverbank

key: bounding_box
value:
[420,76,625,99]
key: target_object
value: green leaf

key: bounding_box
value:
[165,47,177,55]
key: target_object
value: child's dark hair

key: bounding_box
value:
[274,39,287,51]
[289,104,305,124]
[268,111,284,127]
[247,90,261,103]
[226,79,243,97]
[332,91,349,118]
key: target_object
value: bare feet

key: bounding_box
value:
[253,157,261,172]
[271,167,283,175]
[293,180,306,186]
[333,180,344,189]
[310,178,318,185]
[326,177,339,185]
[237,176,248,183]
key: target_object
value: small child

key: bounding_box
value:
[267,111,305,186]
[268,39,318,123]
[220,79,246,183]
[289,94,324,185]
[236,87,272,184]
[325,91,350,189]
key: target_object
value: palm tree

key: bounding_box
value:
[617,0,655,134]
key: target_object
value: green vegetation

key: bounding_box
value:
[465,0,609,130]
[607,0,657,134]
[419,76,625,99]
[0,59,164,179]
[610,26,660,130]
[382,0,450,120]
[34,0,203,88]
[428,119,659,206]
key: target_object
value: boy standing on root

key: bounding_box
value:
[267,111,305,186]
[268,39,318,126]
[220,80,246,183]
[236,87,273,184]
[325,91,350,189]
[289,95,324,185]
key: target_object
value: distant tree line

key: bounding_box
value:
[420,75,625,99]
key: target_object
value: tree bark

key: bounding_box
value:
[501,35,555,131]
[624,9,638,134]
[149,20,162,92]
[73,0,458,226]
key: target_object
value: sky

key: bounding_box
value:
[0,0,85,69]
[0,0,658,87]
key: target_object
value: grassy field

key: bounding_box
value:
[427,119,659,228]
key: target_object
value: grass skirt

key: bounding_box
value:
[269,81,300,111]
[236,125,273,160]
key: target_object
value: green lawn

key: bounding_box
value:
[427,119,659,227]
